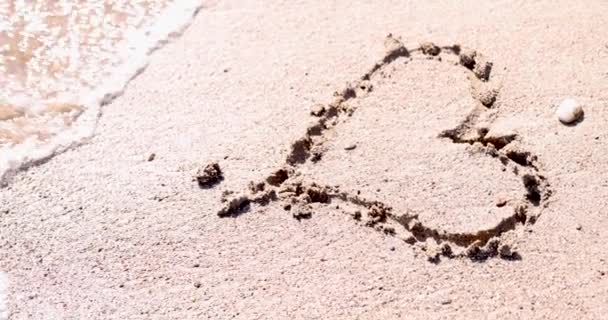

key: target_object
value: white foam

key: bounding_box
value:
[0,0,204,185]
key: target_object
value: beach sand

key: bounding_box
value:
[1,0,608,318]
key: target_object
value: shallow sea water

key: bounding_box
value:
[0,0,203,183]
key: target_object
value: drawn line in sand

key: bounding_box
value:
[216,35,552,262]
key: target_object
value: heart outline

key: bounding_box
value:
[217,35,552,262]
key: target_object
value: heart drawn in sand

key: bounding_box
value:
[217,35,551,262]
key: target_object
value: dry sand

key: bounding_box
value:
[1,0,608,318]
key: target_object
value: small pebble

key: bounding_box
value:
[556,98,584,124]
[193,281,202,288]
[196,162,223,188]
[495,196,508,207]
[344,143,357,150]
[147,153,156,162]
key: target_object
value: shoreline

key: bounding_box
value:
[0,0,203,186]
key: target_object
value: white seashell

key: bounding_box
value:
[556,98,583,124]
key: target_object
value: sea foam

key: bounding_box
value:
[0,0,204,184]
